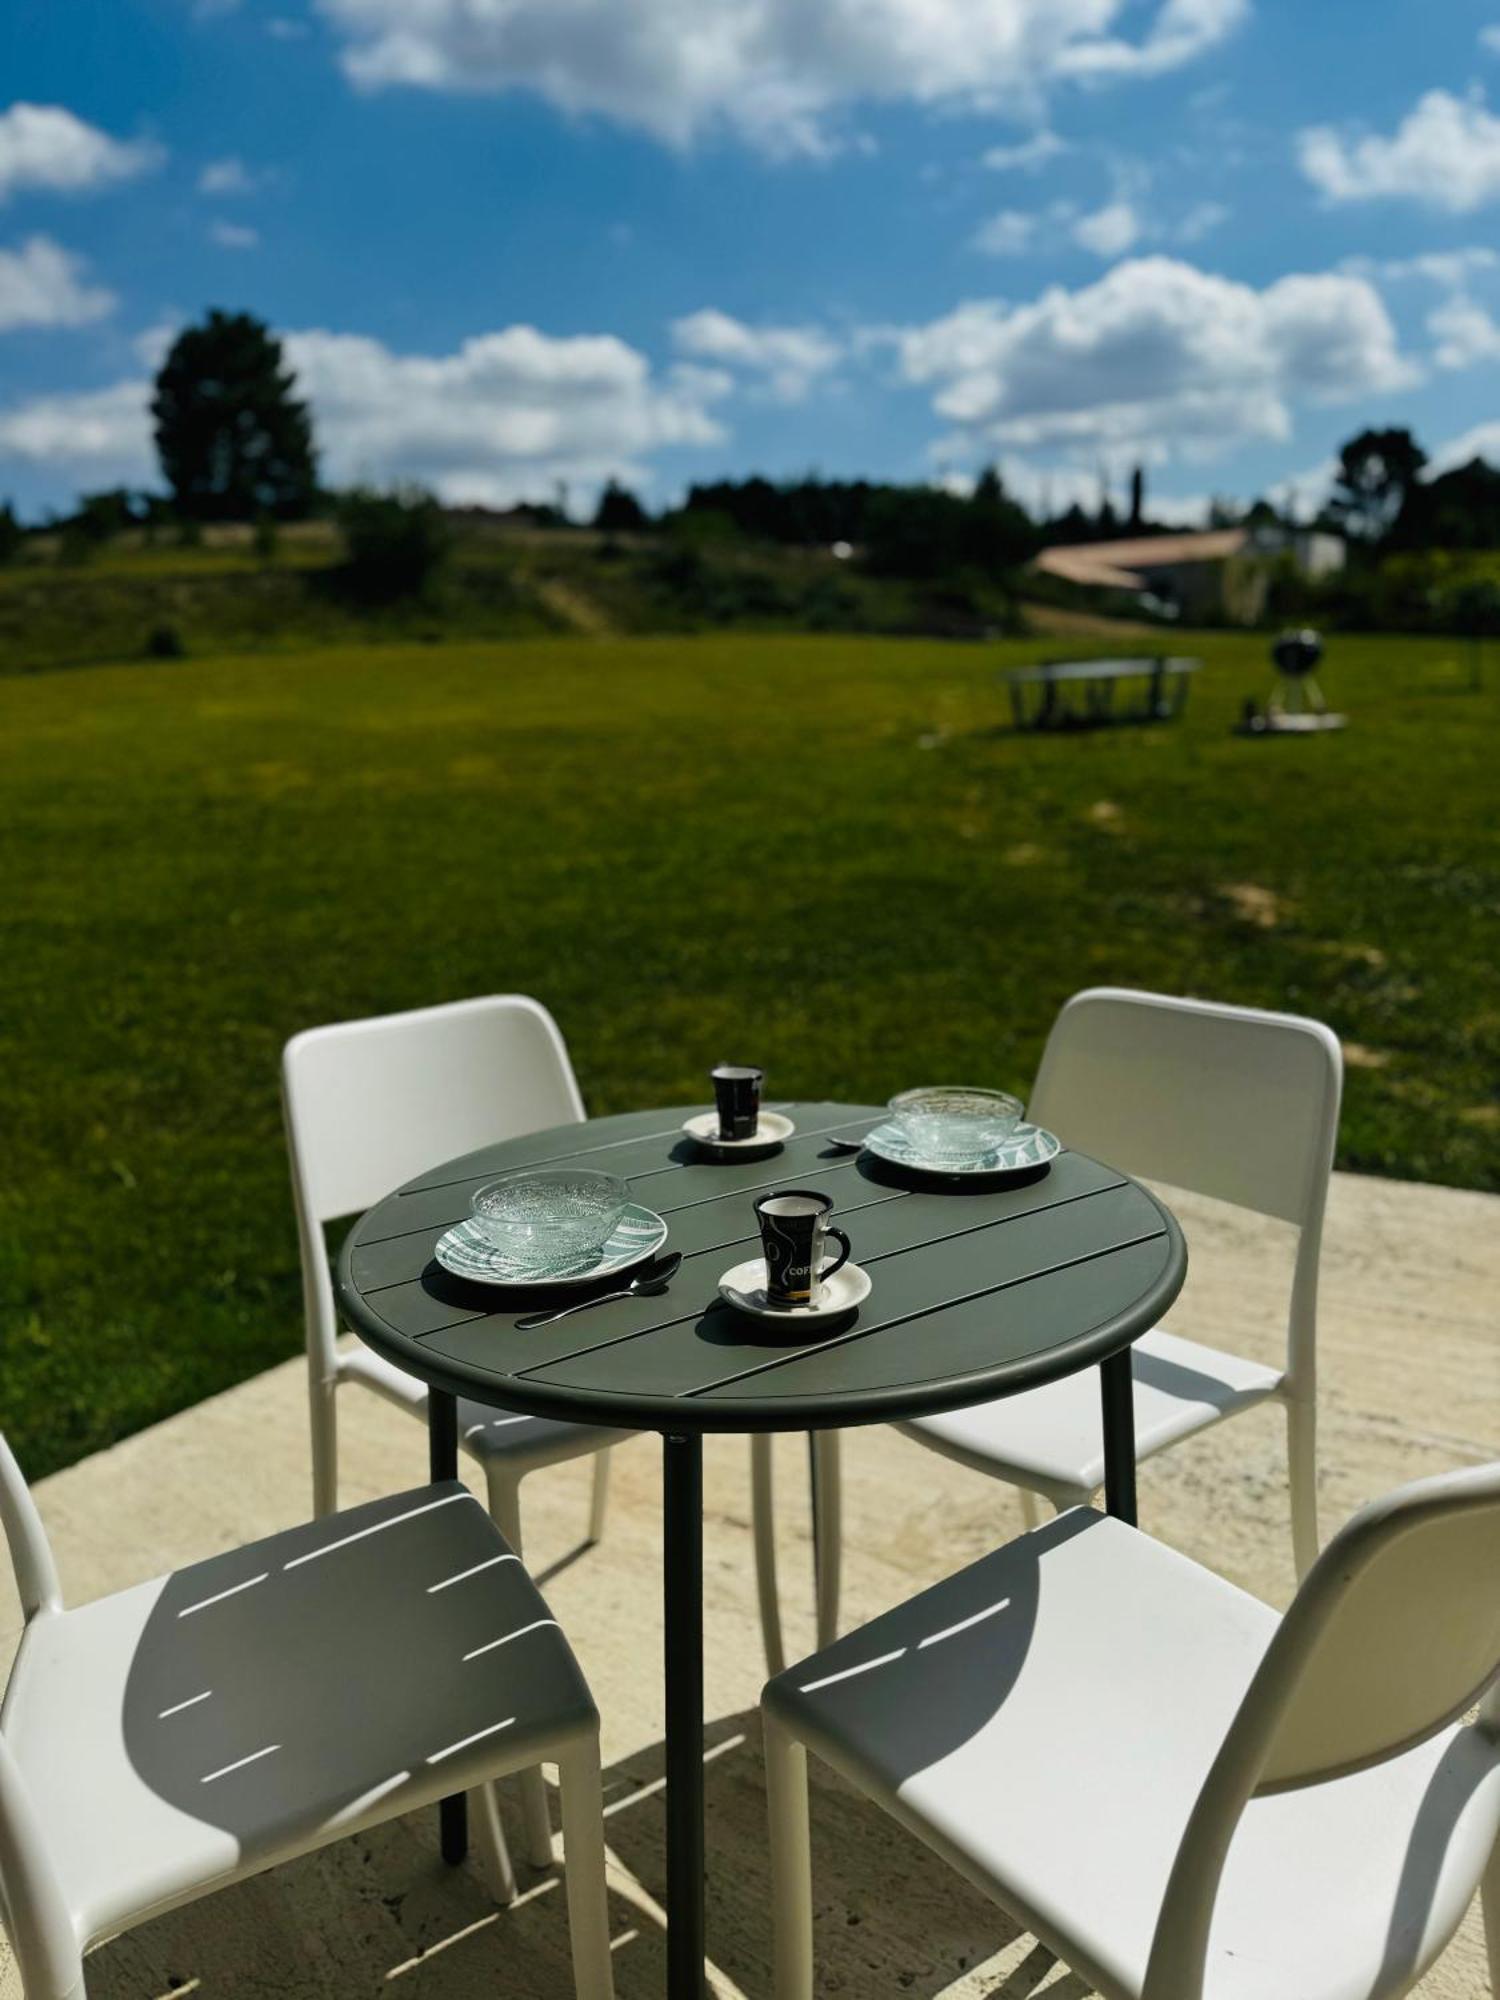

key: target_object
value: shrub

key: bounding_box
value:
[145,623,187,659]
[336,486,450,604]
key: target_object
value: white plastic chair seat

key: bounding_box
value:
[765,1509,1500,2000]
[343,1345,628,1471]
[897,1328,1284,1507]
[2,1483,596,1949]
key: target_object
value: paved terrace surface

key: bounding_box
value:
[3,1168,1497,1999]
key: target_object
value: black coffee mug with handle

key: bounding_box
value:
[753,1189,852,1308]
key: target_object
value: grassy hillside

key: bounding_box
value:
[1,626,1494,1477]
[0,522,1025,673]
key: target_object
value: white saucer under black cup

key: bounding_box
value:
[681,1110,795,1154]
[718,1257,872,1321]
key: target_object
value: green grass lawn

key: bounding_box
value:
[1,628,1496,1478]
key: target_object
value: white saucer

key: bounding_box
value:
[682,1109,796,1152]
[434,1203,668,1289]
[863,1120,1062,1177]
[718,1257,872,1321]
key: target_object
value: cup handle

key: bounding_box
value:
[820,1227,852,1282]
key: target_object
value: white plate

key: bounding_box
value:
[718,1257,872,1321]
[434,1203,668,1289]
[862,1120,1062,1177]
[681,1109,796,1152]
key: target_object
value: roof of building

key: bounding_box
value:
[1034,528,1251,589]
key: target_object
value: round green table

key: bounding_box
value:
[336,1101,1187,1999]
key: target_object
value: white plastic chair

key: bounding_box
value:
[764,1458,1500,2000]
[752,988,1343,1674]
[0,1433,614,2000]
[902,989,1342,1571]
[282,993,629,1862]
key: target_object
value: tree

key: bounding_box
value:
[0,500,21,565]
[336,486,449,603]
[1328,427,1426,546]
[152,310,317,522]
[594,479,648,532]
[1128,465,1145,529]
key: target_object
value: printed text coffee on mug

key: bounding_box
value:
[711,1063,763,1142]
[753,1189,852,1308]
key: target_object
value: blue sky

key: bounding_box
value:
[2,0,1500,522]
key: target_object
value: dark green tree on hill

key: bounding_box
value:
[152,310,318,522]
[594,479,648,531]
[1328,427,1426,545]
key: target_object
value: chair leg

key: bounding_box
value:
[764,1714,814,2000]
[484,1467,556,1871]
[558,1738,615,2000]
[1286,1397,1319,1581]
[751,1433,787,1678]
[471,1780,518,1905]
[310,1372,338,1518]
[809,1431,842,1650]
[1482,1830,1500,1994]
[588,1446,613,1545]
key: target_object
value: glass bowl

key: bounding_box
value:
[470,1168,630,1264]
[888,1085,1025,1164]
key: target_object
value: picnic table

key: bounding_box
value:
[1006,655,1200,730]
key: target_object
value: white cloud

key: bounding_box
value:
[1429,294,1500,369]
[209,219,260,249]
[268,15,311,36]
[1350,246,1500,286]
[1072,200,1140,256]
[1050,0,1248,79]
[315,0,1249,153]
[1481,25,1500,53]
[896,256,1415,466]
[1266,456,1336,522]
[982,130,1067,172]
[0,379,152,480]
[0,103,160,203]
[972,208,1039,256]
[670,308,841,401]
[1299,88,1500,212]
[0,236,114,332]
[0,321,729,504]
[198,156,257,194]
[1428,420,1500,473]
[1176,199,1229,242]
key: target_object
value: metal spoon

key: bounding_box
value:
[819,1134,868,1155]
[513,1252,684,1330]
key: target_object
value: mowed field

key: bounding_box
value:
[1,629,1496,1476]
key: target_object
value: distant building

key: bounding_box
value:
[1032,525,1345,624]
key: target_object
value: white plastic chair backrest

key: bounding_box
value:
[282,995,586,1375]
[1145,1457,1500,1999]
[1255,1456,1500,1786]
[0,1432,79,1999]
[1028,988,1342,1229]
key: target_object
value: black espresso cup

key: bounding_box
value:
[753,1189,852,1308]
[711,1063,763,1142]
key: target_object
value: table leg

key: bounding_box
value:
[807,1431,842,1650]
[663,1432,706,2000]
[428,1390,469,1865]
[1099,1349,1138,1526]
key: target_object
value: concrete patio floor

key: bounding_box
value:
[3,1167,1497,2000]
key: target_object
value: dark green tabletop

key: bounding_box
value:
[334,1103,1186,1434]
